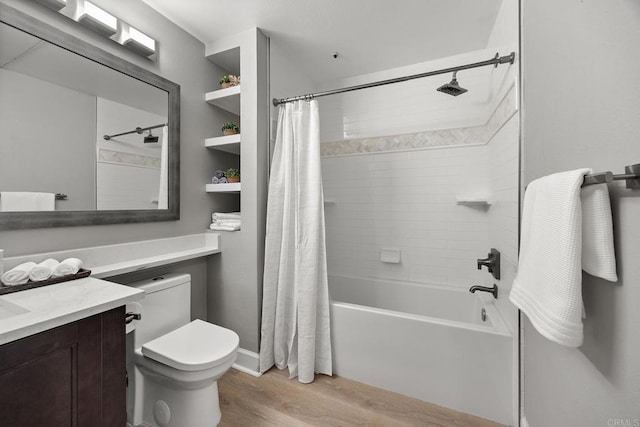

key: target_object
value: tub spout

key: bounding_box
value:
[469,284,498,299]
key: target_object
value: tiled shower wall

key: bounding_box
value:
[322,145,491,288]
[321,86,518,289]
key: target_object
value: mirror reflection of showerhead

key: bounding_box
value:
[437,71,468,96]
[144,129,159,143]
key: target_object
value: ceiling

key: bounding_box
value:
[0,23,167,117]
[140,0,503,84]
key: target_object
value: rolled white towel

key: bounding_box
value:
[1,262,37,286]
[29,258,59,282]
[53,258,83,277]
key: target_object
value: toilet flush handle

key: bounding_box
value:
[125,312,142,324]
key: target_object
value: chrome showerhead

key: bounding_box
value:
[437,71,468,96]
[144,129,159,143]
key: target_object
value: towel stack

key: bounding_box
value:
[210,212,241,231]
[1,257,84,286]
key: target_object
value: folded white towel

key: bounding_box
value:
[212,212,241,221]
[29,258,59,282]
[1,262,37,286]
[510,169,618,348]
[0,192,55,212]
[53,258,83,277]
[209,223,241,231]
[213,219,241,226]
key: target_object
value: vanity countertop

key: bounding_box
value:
[0,277,144,345]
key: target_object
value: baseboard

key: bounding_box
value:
[232,348,261,377]
[521,416,530,427]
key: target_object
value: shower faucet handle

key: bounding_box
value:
[477,248,500,280]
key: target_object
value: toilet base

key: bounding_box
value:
[134,368,221,427]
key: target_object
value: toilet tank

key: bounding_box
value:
[128,273,191,348]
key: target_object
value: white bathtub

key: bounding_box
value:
[329,275,513,425]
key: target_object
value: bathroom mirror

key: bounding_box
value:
[0,5,180,229]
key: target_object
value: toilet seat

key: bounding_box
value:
[141,319,239,372]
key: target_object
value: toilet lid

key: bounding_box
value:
[141,319,239,371]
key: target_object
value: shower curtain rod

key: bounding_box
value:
[103,123,167,140]
[272,52,516,107]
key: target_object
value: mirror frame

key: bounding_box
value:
[0,4,180,230]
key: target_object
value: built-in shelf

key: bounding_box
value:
[206,183,241,193]
[205,85,240,115]
[205,134,241,155]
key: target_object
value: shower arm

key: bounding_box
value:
[103,123,167,140]
[272,52,516,106]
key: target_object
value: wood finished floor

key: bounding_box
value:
[218,368,505,427]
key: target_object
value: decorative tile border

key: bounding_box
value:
[98,148,160,169]
[321,84,517,157]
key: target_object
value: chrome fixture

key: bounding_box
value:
[103,123,166,141]
[469,284,498,299]
[477,248,500,280]
[437,71,468,96]
[144,129,159,144]
[273,52,515,106]
[581,163,640,189]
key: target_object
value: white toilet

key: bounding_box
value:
[125,273,239,427]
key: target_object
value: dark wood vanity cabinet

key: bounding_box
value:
[0,307,126,427]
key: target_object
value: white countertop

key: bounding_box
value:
[91,245,220,278]
[3,233,221,279]
[0,277,144,345]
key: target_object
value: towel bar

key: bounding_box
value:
[582,163,640,189]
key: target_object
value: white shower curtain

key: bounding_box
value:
[259,100,332,383]
[157,125,168,209]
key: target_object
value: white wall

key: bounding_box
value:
[322,146,490,287]
[0,68,96,211]
[318,48,511,144]
[521,0,640,425]
[96,98,164,210]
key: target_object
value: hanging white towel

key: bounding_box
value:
[29,258,59,282]
[259,100,332,383]
[1,262,37,286]
[581,184,618,281]
[510,169,618,348]
[0,192,55,212]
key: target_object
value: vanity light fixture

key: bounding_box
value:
[77,1,117,37]
[32,0,157,59]
[123,26,156,57]
[35,0,67,12]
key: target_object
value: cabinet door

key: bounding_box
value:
[0,307,125,427]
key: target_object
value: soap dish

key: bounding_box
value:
[0,269,92,295]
